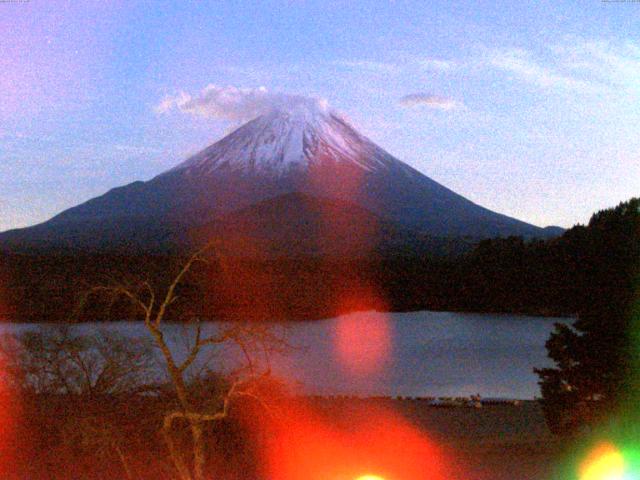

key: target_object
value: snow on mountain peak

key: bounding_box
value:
[169,100,393,178]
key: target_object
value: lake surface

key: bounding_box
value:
[0,311,570,399]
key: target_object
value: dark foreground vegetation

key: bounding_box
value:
[0,323,289,480]
[10,397,558,480]
[536,198,640,437]
[4,378,557,479]
[0,322,556,480]
[6,379,282,480]
[2,199,638,323]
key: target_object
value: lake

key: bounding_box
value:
[0,310,570,399]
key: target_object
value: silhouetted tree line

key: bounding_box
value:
[535,198,640,435]
[1,199,637,323]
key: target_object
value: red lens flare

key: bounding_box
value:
[0,369,19,477]
[257,398,453,480]
[334,309,391,376]
[0,266,18,476]
[330,284,391,375]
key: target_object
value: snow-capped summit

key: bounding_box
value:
[0,103,562,253]
[169,101,391,178]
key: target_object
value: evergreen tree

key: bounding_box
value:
[535,198,640,434]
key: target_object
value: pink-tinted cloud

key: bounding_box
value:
[155,85,329,121]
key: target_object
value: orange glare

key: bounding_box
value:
[580,443,626,480]
[255,398,453,480]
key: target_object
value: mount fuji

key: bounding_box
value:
[0,100,561,255]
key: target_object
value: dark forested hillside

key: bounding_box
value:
[1,199,636,322]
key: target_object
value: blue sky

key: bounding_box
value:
[2,0,639,232]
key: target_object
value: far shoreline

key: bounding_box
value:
[0,307,576,324]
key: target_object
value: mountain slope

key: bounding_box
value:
[0,102,560,253]
[189,192,465,259]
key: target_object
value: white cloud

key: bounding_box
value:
[113,144,162,156]
[334,57,456,75]
[488,48,601,93]
[485,40,640,97]
[418,58,456,72]
[554,39,640,93]
[155,85,328,121]
[398,93,463,111]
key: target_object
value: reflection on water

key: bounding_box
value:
[0,310,570,399]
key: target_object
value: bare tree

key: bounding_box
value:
[81,242,290,480]
[0,327,156,397]
[0,327,158,479]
